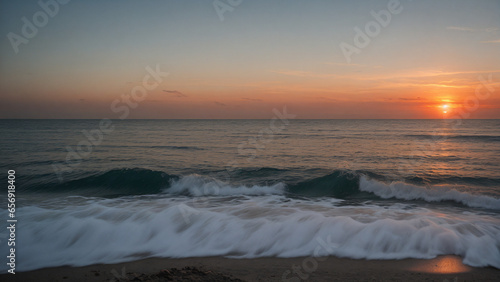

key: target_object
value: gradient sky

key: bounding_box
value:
[1,0,499,119]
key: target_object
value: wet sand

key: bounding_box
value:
[1,255,499,281]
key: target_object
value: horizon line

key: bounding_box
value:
[1,118,499,121]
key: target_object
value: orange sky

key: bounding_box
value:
[1,0,499,119]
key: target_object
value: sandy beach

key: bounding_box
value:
[1,255,498,282]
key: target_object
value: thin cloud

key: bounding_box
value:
[272,70,317,77]
[399,97,423,101]
[242,98,263,102]
[214,101,226,106]
[485,27,499,33]
[342,69,500,82]
[315,96,338,101]
[446,26,475,32]
[272,68,500,82]
[324,62,383,68]
[446,26,498,33]
[481,39,500,43]
[163,90,187,98]
[271,70,339,78]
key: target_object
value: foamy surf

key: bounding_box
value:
[2,169,500,273]
[1,195,499,272]
[360,176,500,210]
[165,173,500,210]
[18,168,500,211]
[166,174,286,196]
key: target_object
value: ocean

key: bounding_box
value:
[1,119,499,272]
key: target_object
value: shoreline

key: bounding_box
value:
[1,255,499,281]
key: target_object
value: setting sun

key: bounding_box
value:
[442,104,449,114]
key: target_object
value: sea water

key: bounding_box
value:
[0,119,499,271]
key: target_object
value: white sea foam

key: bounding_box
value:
[1,194,499,272]
[166,174,286,196]
[360,176,500,210]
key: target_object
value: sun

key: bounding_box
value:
[442,104,449,114]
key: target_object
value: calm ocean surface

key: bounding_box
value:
[1,119,499,271]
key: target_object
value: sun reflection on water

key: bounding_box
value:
[409,256,472,274]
